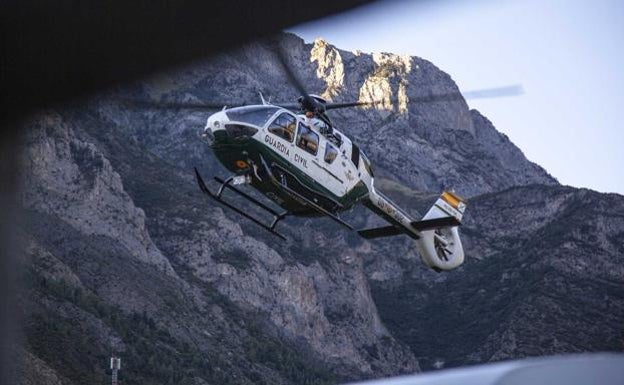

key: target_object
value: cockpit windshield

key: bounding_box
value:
[225,106,280,127]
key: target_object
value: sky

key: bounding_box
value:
[289,0,624,195]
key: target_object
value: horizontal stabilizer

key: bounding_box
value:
[358,225,404,239]
[411,216,461,231]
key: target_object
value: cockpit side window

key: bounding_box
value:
[324,143,338,164]
[296,123,319,155]
[267,113,296,142]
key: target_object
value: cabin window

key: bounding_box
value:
[267,113,296,142]
[296,123,319,155]
[324,143,338,164]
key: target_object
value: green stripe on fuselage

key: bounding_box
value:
[210,135,368,215]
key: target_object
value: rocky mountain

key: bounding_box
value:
[16,33,623,384]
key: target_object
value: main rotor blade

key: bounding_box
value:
[273,102,301,110]
[119,83,522,112]
[325,101,377,110]
[284,84,523,112]
[272,100,378,111]
[118,98,242,110]
[273,45,310,100]
[271,38,320,112]
[410,84,524,104]
[462,84,524,99]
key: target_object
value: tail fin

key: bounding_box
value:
[420,191,467,223]
[415,191,467,271]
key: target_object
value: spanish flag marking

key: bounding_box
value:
[441,191,465,209]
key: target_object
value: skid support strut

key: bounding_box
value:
[194,167,289,240]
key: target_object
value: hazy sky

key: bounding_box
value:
[290,0,624,195]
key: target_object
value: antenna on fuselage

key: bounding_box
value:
[259,92,268,105]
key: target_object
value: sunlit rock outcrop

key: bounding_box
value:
[310,38,345,100]
[358,52,412,114]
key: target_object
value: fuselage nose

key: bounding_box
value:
[204,110,228,135]
[205,109,262,146]
[204,110,229,144]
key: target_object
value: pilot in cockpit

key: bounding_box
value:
[304,110,315,127]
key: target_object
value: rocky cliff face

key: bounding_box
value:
[16,33,623,384]
[19,108,417,384]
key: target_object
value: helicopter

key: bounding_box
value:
[134,47,520,272]
[195,90,466,272]
[174,42,478,272]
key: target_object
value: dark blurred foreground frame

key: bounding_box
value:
[346,354,624,385]
[0,1,374,383]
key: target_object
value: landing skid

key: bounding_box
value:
[194,161,354,239]
[194,167,288,240]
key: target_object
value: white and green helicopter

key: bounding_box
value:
[193,85,467,272]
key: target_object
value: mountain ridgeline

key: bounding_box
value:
[17,33,624,384]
